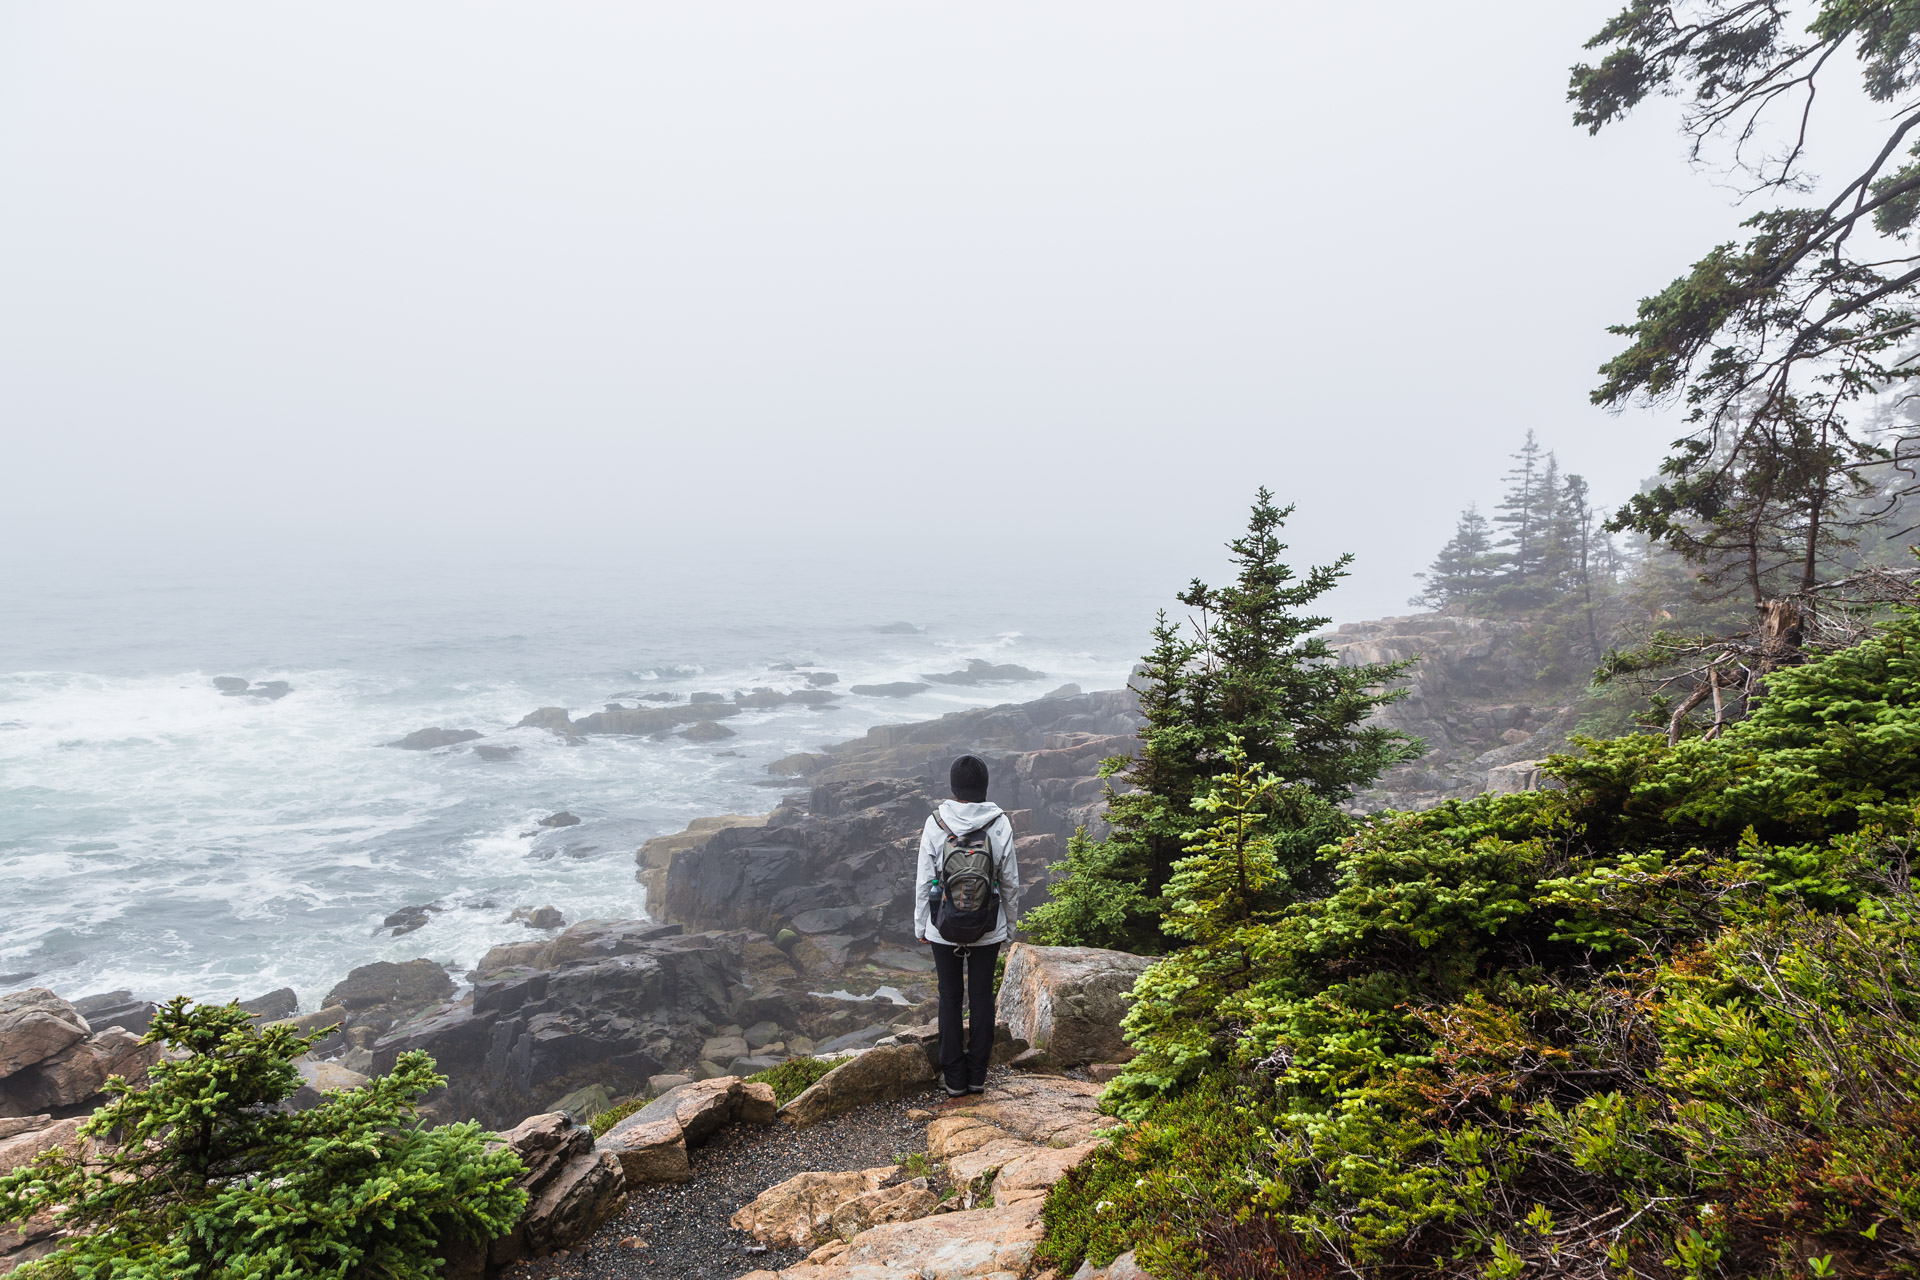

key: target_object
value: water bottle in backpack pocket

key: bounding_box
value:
[931,812,1003,945]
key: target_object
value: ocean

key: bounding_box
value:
[0,557,1162,1014]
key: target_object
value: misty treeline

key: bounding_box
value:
[1413,431,1620,617]
[1413,407,1920,735]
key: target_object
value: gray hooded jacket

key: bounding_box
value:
[912,799,1020,947]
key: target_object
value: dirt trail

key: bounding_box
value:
[496,1086,951,1280]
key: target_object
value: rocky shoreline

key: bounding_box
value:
[2,619,1573,1275]
[370,683,1147,1129]
[9,621,1571,1136]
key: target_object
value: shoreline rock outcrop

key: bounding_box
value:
[438,1110,627,1277]
[998,943,1155,1070]
[0,989,162,1121]
[634,687,1145,965]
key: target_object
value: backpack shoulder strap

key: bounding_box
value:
[934,810,1006,840]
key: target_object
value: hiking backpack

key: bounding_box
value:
[929,811,1004,945]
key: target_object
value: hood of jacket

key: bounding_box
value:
[937,798,1005,832]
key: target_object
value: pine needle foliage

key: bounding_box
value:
[1026,490,1418,952]
[0,999,527,1280]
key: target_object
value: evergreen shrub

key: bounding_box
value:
[1041,608,1920,1279]
[0,998,526,1279]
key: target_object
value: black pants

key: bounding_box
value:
[929,940,1000,1093]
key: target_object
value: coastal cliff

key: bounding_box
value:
[1328,613,1584,810]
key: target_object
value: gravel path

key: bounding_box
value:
[496,1079,976,1280]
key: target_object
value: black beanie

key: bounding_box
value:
[950,754,989,803]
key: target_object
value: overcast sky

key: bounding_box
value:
[0,3,1812,620]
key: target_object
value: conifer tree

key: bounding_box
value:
[1532,453,1566,592]
[1410,505,1502,609]
[1572,2,1920,605]
[1025,490,1417,952]
[0,999,527,1279]
[1109,742,1290,1093]
[1494,430,1545,583]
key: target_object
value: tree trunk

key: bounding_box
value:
[1754,598,1804,670]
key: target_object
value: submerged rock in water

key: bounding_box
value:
[677,720,736,741]
[847,682,929,698]
[537,811,580,828]
[213,676,292,699]
[921,659,1045,685]
[385,727,483,750]
[872,621,921,634]
[569,703,738,736]
[517,707,575,734]
[508,905,566,930]
[473,743,520,761]
[381,904,438,937]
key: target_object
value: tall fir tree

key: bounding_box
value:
[1410,504,1503,609]
[1531,452,1566,595]
[1025,490,1418,953]
[1494,430,1545,583]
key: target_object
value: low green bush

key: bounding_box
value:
[589,1095,648,1136]
[0,998,526,1280]
[1041,609,1920,1278]
[747,1055,837,1105]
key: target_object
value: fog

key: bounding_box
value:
[0,2,1766,620]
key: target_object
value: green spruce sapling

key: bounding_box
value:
[1026,489,1417,952]
[0,998,527,1280]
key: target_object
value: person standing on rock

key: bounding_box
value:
[914,754,1020,1097]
